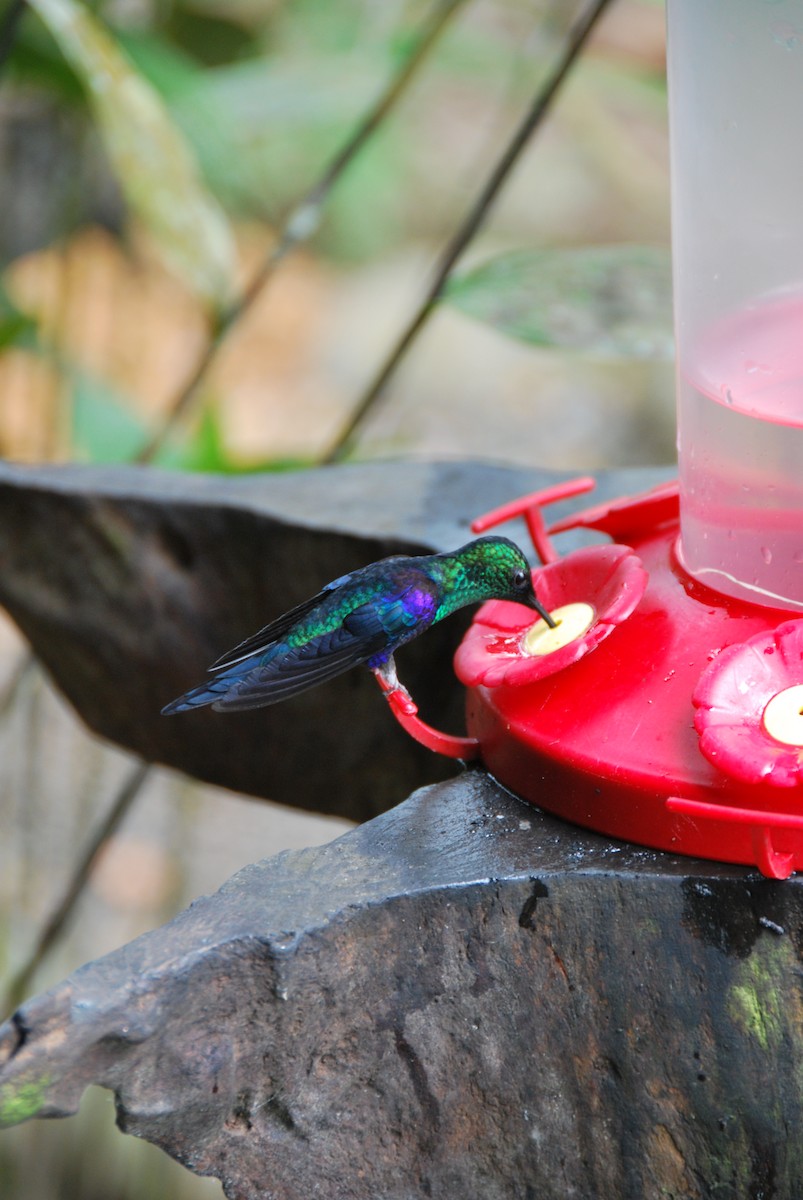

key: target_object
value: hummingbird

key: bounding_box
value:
[161,535,554,716]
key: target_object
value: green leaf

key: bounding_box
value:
[27,0,236,311]
[445,246,674,361]
[164,400,232,473]
[164,8,255,67]
[159,51,396,229]
[152,401,316,474]
[0,286,38,352]
[118,29,407,249]
[70,371,149,464]
[8,16,87,104]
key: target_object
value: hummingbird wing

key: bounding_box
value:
[208,571,357,671]
[209,577,440,711]
[162,563,440,714]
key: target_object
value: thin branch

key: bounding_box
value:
[321,0,615,465]
[3,760,151,1014]
[135,0,468,464]
[0,0,26,74]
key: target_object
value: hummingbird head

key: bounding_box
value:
[463,537,556,628]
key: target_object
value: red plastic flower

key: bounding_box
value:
[454,544,647,689]
[693,619,803,789]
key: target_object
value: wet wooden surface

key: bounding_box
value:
[2,771,802,1199]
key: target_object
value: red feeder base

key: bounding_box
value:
[461,481,803,880]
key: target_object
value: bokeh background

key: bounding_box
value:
[0,1,671,1195]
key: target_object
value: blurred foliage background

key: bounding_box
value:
[0,0,671,1196]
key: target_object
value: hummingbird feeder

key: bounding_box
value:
[390,1,803,879]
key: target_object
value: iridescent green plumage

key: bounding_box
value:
[162,536,552,715]
[430,538,543,621]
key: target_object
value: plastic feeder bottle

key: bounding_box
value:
[668,0,803,612]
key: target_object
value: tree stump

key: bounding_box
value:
[2,770,802,1200]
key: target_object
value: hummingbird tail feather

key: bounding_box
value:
[161,675,234,714]
[211,643,366,710]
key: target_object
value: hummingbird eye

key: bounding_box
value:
[513,567,529,590]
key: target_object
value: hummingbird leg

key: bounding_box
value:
[372,655,417,716]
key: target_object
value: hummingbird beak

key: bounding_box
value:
[529,593,557,629]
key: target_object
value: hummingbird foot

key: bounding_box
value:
[372,658,418,717]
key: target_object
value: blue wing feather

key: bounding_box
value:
[209,572,356,671]
[163,563,441,713]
